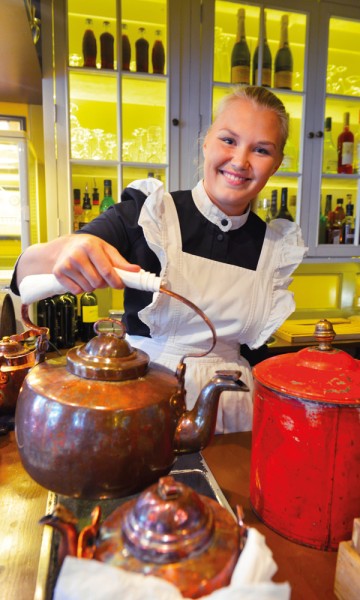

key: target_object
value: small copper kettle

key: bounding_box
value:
[0,306,48,414]
[40,475,247,598]
[15,310,249,499]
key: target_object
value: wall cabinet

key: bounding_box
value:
[41,0,360,262]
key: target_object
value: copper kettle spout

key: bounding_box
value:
[174,370,249,453]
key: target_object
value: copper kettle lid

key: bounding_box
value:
[254,319,360,405]
[66,319,149,381]
[121,476,214,563]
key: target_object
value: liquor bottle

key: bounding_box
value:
[354,110,360,174]
[100,179,115,213]
[152,30,165,74]
[318,200,327,245]
[276,187,294,221]
[100,21,114,70]
[257,197,272,223]
[80,292,99,342]
[231,8,250,85]
[270,189,278,219]
[64,292,79,341]
[281,114,297,171]
[79,185,92,229]
[252,12,272,87]
[122,23,131,71]
[322,117,338,174]
[328,198,345,244]
[136,27,149,73]
[82,18,97,68]
[91,185,100,219]
[289,194,297,220]
[342,200,355,245]
[274,14,293,90]
[324,194,334,243]
[73,188,82,231]
[337,112,354,174]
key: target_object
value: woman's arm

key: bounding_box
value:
[15,233,140,295]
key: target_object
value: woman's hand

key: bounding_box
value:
[16,233,140,295]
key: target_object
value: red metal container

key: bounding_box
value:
[250,320,360,551]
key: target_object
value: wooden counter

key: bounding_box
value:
[0,430,338,600]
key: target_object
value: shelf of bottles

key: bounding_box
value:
[213,1,306,223]
[319,16,360,248]
[67,0,168,230]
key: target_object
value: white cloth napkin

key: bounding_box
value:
[54,527,291,600]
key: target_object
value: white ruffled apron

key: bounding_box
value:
[128,188,288,433]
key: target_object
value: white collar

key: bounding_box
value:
[192,180,250,232]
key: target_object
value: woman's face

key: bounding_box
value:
[203,98,284,216]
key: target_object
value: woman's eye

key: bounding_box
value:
[221,137,234,145]
[255,147,270,155]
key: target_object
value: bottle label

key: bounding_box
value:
[82,305,99,323]
[254,68,271,87]
[231,65,250,84]
[341,142,354,165]
[274,71,292,89]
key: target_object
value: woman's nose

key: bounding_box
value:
[230,146,250,169]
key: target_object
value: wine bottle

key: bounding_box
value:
[252,12,272,87]
[322,117,338,174]
[100,21,114,70]
[136,27,149,73]
[73,188,82,231]
[342,199,355,245]
[91,185,100,219]
[354,109,360,174]
[79,185,92,229]
[152,30,165,74]
[318,199,327,245]
[80,292,99,342]
[122,23,131,71]
[281,113,297,171]
[274,14,293,90]
[276,187,294,221]
[100,179,115,213]
[337,112,354,174]
[328,198,345,244]
[82,18,97,68]
[37,297,57,347]
[324,194,333,243]
[270,189,278,219]
[231,8,250,85]
[56,294,76,348]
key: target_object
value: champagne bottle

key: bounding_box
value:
[80,292,98,342]
[322,117,338,174]
[152,30,165,74]
[82,18,97,68]
[337,112,354,174]
[122,23,131,71]
[231,9,250,85]
[252,12,272,87]
[79,185,92,229]
[100,20,114,70]
[73,188,82,231]
[136,27,149,73]
[274,15,293,90]
[276,187,294,221]
[100,179,115,213]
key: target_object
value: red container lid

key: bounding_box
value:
[254,319,360,405]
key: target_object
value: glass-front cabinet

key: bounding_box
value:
[200,0,360,260]
[42,0,360,261]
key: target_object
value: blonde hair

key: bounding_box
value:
[213,85,289,152]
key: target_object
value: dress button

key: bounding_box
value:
[221,219,229,227]
[217,233,224,242]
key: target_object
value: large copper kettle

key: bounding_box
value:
[40,475,247,598]
[15,295,248,498]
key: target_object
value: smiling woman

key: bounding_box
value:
[11,85,307,434]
